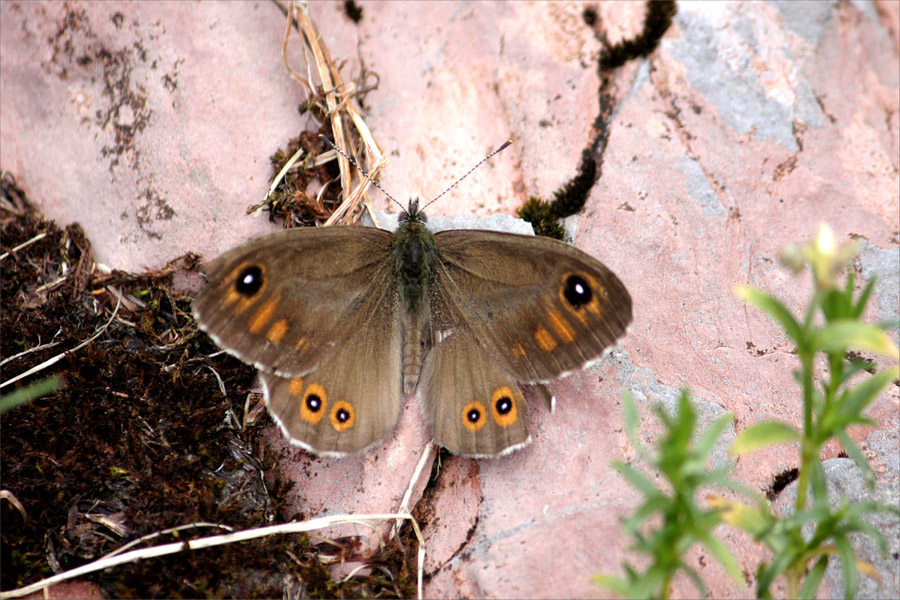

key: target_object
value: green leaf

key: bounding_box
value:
[837,366,900,419]
[590,574,631,597]
[757,547,799,597]
[787,505,835,529]
[683,565,708,599]
[708,497,774,538]
[0,376,63,413]
[809,461,829,506]
[613,462,661,498]
[621,390,647,456]
[730,421,801,456]
[842,357,877,380]
[851,277,876,319]
[756,563,775,600]
[694,414,734,461]
[822,287,851,321]
[834,430,875,488]
[814,320,900,360]
[624,496,670,531]
[840,510,890,556]
[835,534,859,600]
[674,390,698,443]
[699,532,743,584]
[798,555,828,600]
[733,285,803,344]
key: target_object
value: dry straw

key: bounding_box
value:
[278,0,389,227]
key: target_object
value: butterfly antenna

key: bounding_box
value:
[318,135,405,211]
[421,139,512,211]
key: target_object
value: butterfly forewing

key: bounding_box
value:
[193,226,396,376]
[428,229,632,383]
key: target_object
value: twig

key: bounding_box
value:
[256,145,307,216]
[394,441,436,537]
[0,232,49,261]
[105,522,235,558]
[281,1,314,94]
[207,366,227,397]
[0,297,121,390]
[294,3,351,198]
[104,284,146,312]
[0,339,61,368]
[33,276,68,294]
[279,2,389,228]
[0,512,425,600]
[0,490,28,522]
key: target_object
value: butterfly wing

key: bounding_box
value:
[259,304,401,455]
[193,227,395,375]
[192,226,404,455]
[429,229,632,381]
[419,326,532,457]
[419,229,632,457]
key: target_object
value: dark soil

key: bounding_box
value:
[0,174,415,598]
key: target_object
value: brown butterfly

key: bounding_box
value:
[193,146,632,458]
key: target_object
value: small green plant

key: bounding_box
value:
[597,224,898,599]
[591,390,748,599]
[728,223,899,599]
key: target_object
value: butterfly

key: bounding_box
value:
[193,142,632,457]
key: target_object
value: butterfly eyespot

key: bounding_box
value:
[330,400,355,432]
[235,265,264,297]
[491,387,518,427]
[306,395,323,412]
[562,274,592,309]
[300,383,327,424]
[462,401,487,432]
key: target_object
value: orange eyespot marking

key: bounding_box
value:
[511,343,528,359]
[330,400,355,431]
[300,383,327,424]
[224,288,242,306]
[491,386,519,427]
[534,324,557,352]
[225,293,257,315]
[462,401,487,432]
[249,298,279,334]
[586,284,608,315]
[545,308,575,344]
[266,319,289,342]
[559,271,603,322]
[288,377,305,396]
[225,263,267,307]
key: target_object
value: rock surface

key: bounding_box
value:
[2,1,897,598]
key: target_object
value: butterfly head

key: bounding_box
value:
[399,199,428,226]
